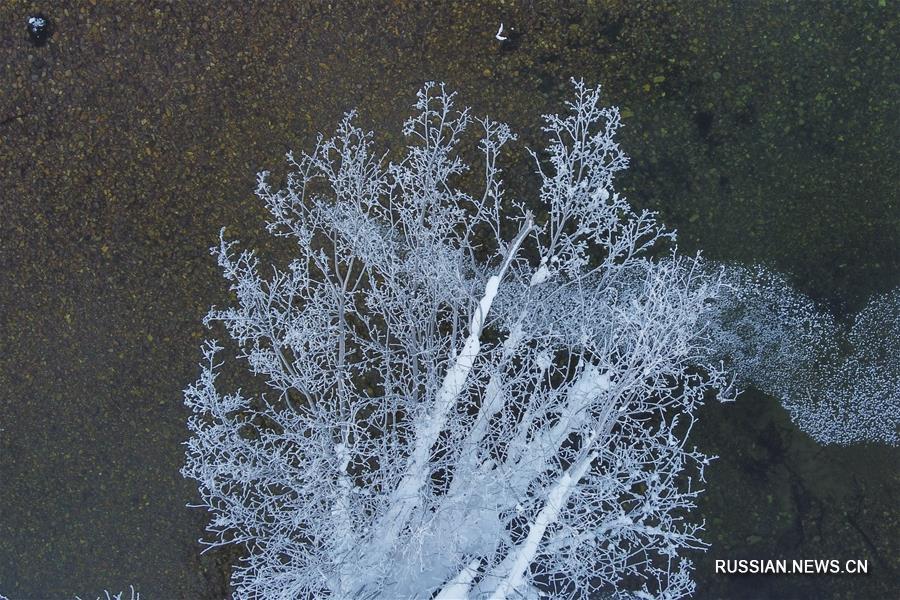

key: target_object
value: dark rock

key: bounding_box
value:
[27,13,52,47]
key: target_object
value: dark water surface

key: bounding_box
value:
[1,1,896,598]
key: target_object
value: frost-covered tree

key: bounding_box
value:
[707,266,899,446]
[183,80,736,599]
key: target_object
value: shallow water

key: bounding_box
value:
[1,1,896,598]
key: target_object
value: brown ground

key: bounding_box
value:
[1,1,896,598]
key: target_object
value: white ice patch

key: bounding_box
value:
[529,264,552,286]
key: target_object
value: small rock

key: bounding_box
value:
[27,13,52,47]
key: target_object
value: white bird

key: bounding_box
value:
[495,23,508,41]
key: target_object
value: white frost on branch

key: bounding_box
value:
[705,265,899,446]
[73,588,141,600]
[183,79,736,599]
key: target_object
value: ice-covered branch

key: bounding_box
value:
[706,266,899,446]
[184,80,735,599]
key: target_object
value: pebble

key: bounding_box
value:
[27,13,52,47]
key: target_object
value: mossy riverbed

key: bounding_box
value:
[1,2,896,598]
